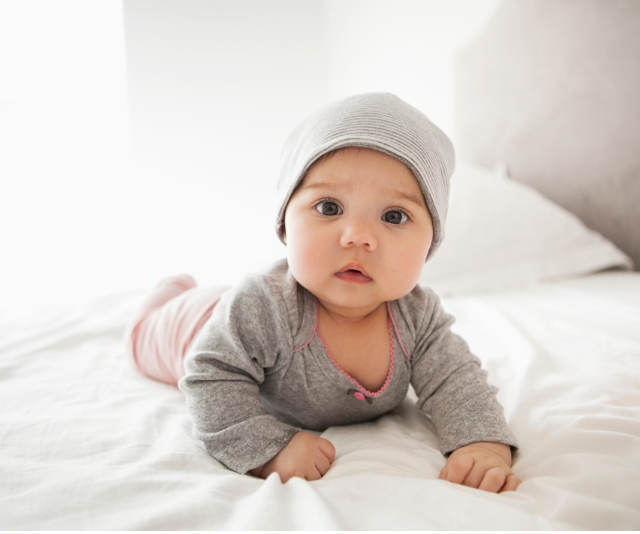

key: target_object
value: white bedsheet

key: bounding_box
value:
[1,271,639,530]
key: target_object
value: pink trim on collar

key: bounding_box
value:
[387,301,410,361]
[316,324,394,397]
[304,301,395,397]
[292,301,320,353]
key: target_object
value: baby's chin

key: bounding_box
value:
[314,287,414,317]
[317,299,386,320]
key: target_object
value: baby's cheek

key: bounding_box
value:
[287,233,325,282]
[396,250,427,293]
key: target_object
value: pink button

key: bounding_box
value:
[354,392,366,401]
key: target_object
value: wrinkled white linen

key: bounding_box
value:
[1,272,639,530]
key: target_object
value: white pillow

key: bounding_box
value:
[420,163,633,295]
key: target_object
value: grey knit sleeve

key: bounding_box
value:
[407,287,518,455]
[178,275,300,474]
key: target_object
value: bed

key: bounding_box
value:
[3,0,640,530]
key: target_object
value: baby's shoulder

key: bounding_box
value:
[390,284,450,348]
[221,259,307,330]
[396,284,443,321]
[224,258,291,308]
[391,285,454,360]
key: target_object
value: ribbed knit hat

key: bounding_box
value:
[275,93,455,260]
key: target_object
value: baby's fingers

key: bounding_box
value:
[314,451,332,477]
[304,467,323,482]
[500,474,521,493]
[440,455,474,485]
[478,467,507,493]
[438,465,448,480]
[318,437,336,463]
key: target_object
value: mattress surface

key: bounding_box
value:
[1,272,639,530]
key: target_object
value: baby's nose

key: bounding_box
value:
[339,219,378,250]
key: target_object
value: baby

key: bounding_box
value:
[126,93,520,492]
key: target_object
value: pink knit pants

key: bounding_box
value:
[125,275,229,386]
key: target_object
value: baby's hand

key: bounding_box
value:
[439,441,520,493]
[250,431,336,483]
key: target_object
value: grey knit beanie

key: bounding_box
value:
[275,93,455,260]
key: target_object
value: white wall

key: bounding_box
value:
[1,1,130,317]
[325,0,501,138]
[0,0,499,316]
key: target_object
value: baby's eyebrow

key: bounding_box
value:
[302,181,425,207]
[391,190,425,207]
[301,181,349,192]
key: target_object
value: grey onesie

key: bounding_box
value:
[179,259,517,474]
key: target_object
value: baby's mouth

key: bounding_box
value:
[335,266,373,284]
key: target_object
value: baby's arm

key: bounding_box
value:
[250,431,336,482]
[181,273,337,480]
[181,277,300,475]
[439,441,520,493]
[405,287,519,492]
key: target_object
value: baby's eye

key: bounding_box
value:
[382,210,409,225]
[315,200,343,216]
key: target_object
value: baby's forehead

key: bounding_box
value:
[307,146,412,176]
[301,147,426,206]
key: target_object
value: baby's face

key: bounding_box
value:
[284,147,433,318]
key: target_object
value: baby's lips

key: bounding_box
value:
[334,269,373,284]
[336,262,372,279]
